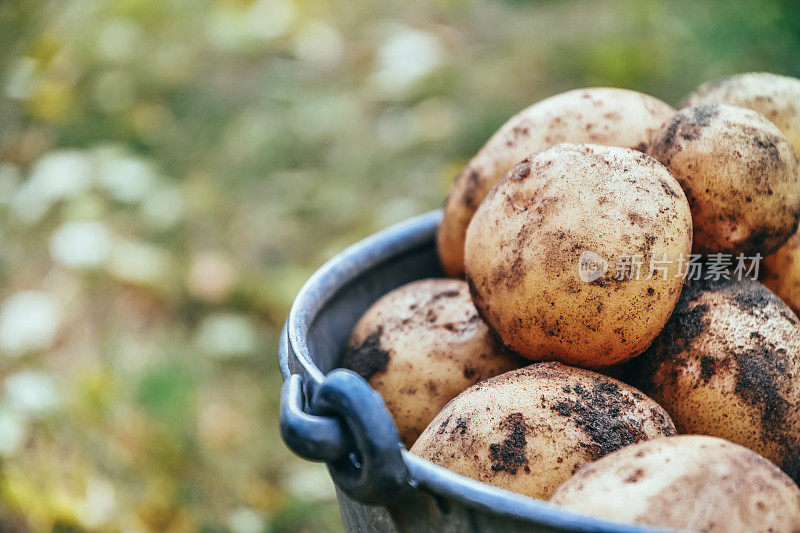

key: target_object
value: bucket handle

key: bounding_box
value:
[280,369,416,504]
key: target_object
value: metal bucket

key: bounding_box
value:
[278,210,656,532]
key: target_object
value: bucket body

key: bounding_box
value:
[279,211,653,533]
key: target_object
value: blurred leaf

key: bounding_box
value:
[136,363,195,424]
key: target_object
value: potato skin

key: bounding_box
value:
[438,88,675,278]
[464,143,692,367]
[683,72,800,157]
[647,103,800,256]
[410,363,675,499]
[764,230,800,316]
[630,278,800,483]
[550,435,800,533]
[342,279,522,446]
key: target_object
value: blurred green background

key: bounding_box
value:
[0,0,798,531]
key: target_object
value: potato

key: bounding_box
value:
[683,72,800,156]
[438,88,675,278]
[342,279,522,446]
[464,143,692,367]
[763,229,800,315]
[550,435,800,533]
[647,103,800,256]
[410,362,675,499]
[630,277,800,483]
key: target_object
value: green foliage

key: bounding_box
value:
[0,0,797,530]
[136,363,196,424]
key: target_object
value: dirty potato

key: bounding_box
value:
[410,363,675,499]
[438,88,675,277]
[550,435,800,533]
[683,72,800,156]
[763,230,800,316]
[630,278,800,483]
[647,103,800,256]
[342,279,522,446]
[464,144,692,367]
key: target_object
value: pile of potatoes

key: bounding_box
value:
[343,72,800,532]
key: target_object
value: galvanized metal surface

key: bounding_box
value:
[278,210,661,533]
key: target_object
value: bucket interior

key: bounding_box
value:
[305,237,443,375]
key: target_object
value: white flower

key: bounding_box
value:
[140,184,185,231]
[246,0,295,40]
[206,0,295,51]
[0,291,61,356]
[293,20,343,70]
[76,478,117,529]
[0,408,24,456]
[4,371,59,414]
[96,153,156,204]
[108,240,172,287]
[227,508,266,533]
[373,27,443,96]
[50,221,113,269]
[12,150,93,223]
[195,313,258,359]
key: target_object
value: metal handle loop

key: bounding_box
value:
[280,374,353,461]
[280,369,414,504]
